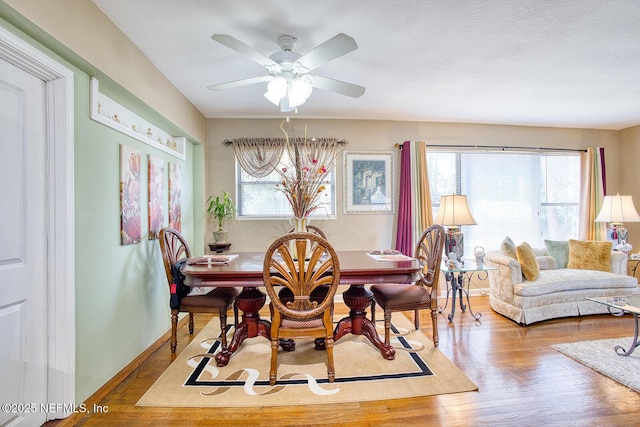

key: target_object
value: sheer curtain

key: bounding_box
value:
[287,137,338,175]
[232,138,285,178]
[233,137,338,178]
[395,141,433,255]
[579,147,606,240]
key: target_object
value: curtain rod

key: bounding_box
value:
[394,142,586,153]
[224,139,348,146]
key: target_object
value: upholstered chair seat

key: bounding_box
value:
[370,284,432,311]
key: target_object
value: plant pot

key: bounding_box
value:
[213,230,228,244]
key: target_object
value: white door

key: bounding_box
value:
[0,56,49,426]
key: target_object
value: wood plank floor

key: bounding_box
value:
[48,296,640,426]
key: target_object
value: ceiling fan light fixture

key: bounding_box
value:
[288,76,313,108]
[264,77,287,105]
[210,33,364,109]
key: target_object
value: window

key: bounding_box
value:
[427,151,580,255]
[236,151,336,219]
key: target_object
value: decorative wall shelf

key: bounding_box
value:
[90,77,186,160]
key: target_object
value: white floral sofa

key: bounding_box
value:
[484,238,640,325]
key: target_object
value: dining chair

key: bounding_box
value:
[159,227,238,353]
[370,224,445,348]
[279,225,329,304]
[263,232,340,385]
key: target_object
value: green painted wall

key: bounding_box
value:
[0,10,203,402]
[74,73,198,400]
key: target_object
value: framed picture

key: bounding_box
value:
[344,151,394,214]
[168,162,182,231]
[120,145,141,245]
[148,155,165,240]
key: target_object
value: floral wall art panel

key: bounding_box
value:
[344,151,394,214]
[120,144,142,245]
[148,155,165,240]
[168,162,182,231]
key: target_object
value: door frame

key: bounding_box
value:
[0,26,75,418]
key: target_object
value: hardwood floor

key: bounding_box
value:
[48,296,640,426]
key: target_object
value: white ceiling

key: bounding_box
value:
[93,0,640,130]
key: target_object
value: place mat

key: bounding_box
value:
[186,254,239,265]
[367,250,415,262]
[137,313,477,407]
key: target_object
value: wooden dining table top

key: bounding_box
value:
[182,250,421,287]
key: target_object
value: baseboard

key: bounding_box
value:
[439,287,489,298]
[48,316,188,426]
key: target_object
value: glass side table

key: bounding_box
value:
[439,261,496,322]
[586,295,640,356]
[627,258,640,278]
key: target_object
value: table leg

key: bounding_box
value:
[446,271,482,322]
[438,272,452,314]
[614,313,640,356]
[460,272,482,321]
[447,272,458,322]
[333,284,396,360]
[215,287,271,367]
[457,273,467,312]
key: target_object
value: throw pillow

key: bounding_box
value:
[536,255,558,270]
[500,236,517,259]
[544,240,570,268]
[516,242,540,281]
[567,239,612,272]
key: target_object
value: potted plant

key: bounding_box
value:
[206,191,236,244]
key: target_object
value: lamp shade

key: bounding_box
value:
[435,194,477,226]
[595,194,640,223]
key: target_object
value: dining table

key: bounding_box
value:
[182,251,421,366]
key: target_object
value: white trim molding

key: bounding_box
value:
[90,77,186,160]
[0,25,76,421]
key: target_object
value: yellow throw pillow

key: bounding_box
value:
[567,240,612,272]
[516,242,539,281]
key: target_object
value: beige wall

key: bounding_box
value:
[207,118,621,253]
[5,0,207,143]
[619,125,640,249]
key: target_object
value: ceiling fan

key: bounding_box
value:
[207,33,366,112]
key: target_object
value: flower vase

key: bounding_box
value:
[289,217,310,260]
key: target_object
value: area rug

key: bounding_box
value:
[552,337,640,393]
[137,314,477,407]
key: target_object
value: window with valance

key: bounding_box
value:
[231,137,339,219]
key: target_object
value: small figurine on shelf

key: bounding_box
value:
[616,240,633,254]
[447,252,461,269]
[474,246,486,268]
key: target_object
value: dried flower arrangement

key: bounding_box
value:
[275,121,333,218]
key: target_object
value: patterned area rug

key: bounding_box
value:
[137,314,477,407]
[552,337,640,393]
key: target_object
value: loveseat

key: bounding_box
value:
[484,237,640,325]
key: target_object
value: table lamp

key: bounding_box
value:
[435,194,477,261]
[595,193,640,245]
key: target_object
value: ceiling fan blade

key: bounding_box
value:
[211,34,277,68]
[207,75,270,91]
[297,33,358,71]
[309,75,366,98]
